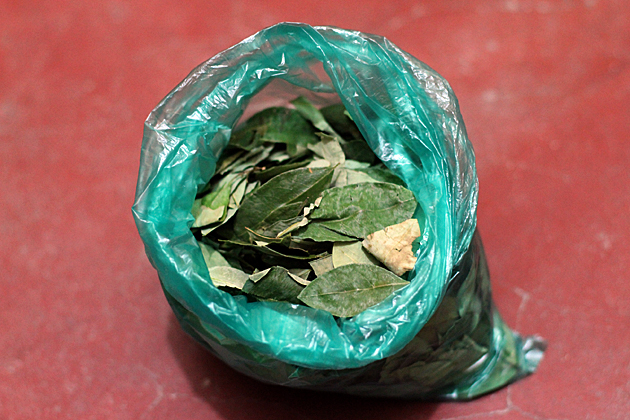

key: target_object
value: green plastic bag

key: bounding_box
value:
[133,23,545,399]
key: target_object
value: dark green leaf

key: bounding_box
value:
[252,160,310,183]
[243,266,305,304]
[340,139,377,164]
[356,167,406,186]
[251,209,305,238]
[298,264,409,317]
[229,107,318,155]
[233,166,334,239]
[290,97,340,139]
[294,223,358,242]
[309,183,417,238]
[320,103,363,140]
[220,239,326,261]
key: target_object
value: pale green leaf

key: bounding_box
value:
[199,242,231,268]
[193,205,225,228]
[345,169,379,185]
[344,160,371,169]
[332,241,380,268]
[298,264,409,317]
[200,207,237,236]
[208,266,250,289]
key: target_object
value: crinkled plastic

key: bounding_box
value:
[133,23,545,399]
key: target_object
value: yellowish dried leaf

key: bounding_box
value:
[362,219,421,276]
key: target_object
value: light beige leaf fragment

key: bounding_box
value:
[362,219,421,276]
[276,217,309,237]
[288,272,311,286]
[309,255,334,276]
[249,268,272,283]
[306,159,331,168]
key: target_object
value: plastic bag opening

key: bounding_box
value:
[133,23,544,398]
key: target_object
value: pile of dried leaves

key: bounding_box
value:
[191,97,423,317]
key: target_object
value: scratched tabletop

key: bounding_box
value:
[1,1,629,419]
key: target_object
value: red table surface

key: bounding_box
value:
[1,1,629,419]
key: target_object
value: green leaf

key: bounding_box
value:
[215,149,245,175]
[220,239,326,261]
[356,166,406,186]
[290,97,341,139]
[242,266,305,304]
[287,240,331,258]
[252,160,309,184]
[294,223,358,242]
[193,205,225,228]
[340,139,377,164]
[288,271,311,286]
[228,178,248,208]
[306,159,331,168]
[344,160,371,169]
[308,134,345,167]
[298,264,409,317]
[320,103,363,140]
[309,183,416,238]
[345,169,379,185]
[199,242,231,268]
[208,266,250,289]
[200,207,237,236]
[195,176,247,233]
[233,166,334,239]
[251,209,304,238]
[332,241,380,268]
[224,145,273,174]
[229,107,318,154]
[276,217,309,238]
[201,177,232,209]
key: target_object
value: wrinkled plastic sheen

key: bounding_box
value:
[133,23,545,398]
